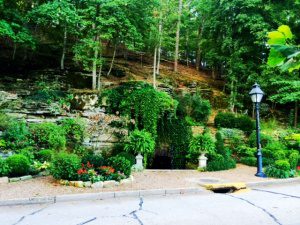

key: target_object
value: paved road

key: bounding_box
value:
[1,184,300,225]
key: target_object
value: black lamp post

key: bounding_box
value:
[249,83,266,178]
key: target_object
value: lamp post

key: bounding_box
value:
[249,83,266,178]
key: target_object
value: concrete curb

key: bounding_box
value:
[1,178,299,206]
[0,187,207,207]
[246,177,300,188]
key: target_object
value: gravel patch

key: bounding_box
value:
[0,164,273,200]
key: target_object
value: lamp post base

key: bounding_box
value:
[255,172,267,178]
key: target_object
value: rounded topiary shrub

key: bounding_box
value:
[240,156,257,167]
[6,154,30,177]
[206,155,236,171]
[235,115,255,135]
[36,149,54,162]
[0,158,10,176]
[214,112,236,128]
[109,156,132,177]
[50,152,81,180]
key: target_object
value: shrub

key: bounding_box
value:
[0,113,12,130]
[30,122,66,150]
[50,152,81,180]
[4,120,31,149]
[249,132,274,148]
[188,131,215,163]
[18,147,35,164]
[116,152,136,166]
[214,112,236,128]
[271,150,287,161]
[108,156,132,177]
[0,158,9,176]
[240,157,257,167]
[235,115,255,135]
[206,155,236,171]
[124,129,155,167]
[215,132,226,156]
[81,153,105,168]
[179,93,211,124]
[6,154,30,177]
[274,160,290,171]
[36,149,54,162]
[60,118,86,145]
[289,151,299,170]
[265,160,294,179]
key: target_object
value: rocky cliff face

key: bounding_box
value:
[0,74,126,152]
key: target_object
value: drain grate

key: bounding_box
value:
[211,187,236,194]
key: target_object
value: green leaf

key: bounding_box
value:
[267,31,286,45]
[267,49,285,67]
[278,25,293,39]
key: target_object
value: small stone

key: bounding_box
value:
[83,181,92,187]
[74,181,84,188]
[20,175,32,181]
[60,180,67,185]
[69,181,76,186]
[103,180,116,188]
[91,181,104,189]
[9,177,21,182]
[120,178,132,185]
[0,177,9,184]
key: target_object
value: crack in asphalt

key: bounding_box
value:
[12,206,49,225]
[127,197,144,225]
[226,194,283,225]
[252,188,300,199]
[76,217,97,225]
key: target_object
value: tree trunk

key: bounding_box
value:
[153,46,157,89]
[60,25,67,70]
[294,100,298,128]
[156,5,163,75]
[185,33,189,66]
[92,34,99,90]
[107,44,117,76]
[97,61,102,91]
[174,0,182,72]
[12,43,17,60]
[229,79,236,112]
[196,24,203,71]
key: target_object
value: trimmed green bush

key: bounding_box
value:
[214,112,236,128]
[36,149,54,162]
[6,154,30,177]
[30,122,66,150]
[19,148,35,164]
[116,152,136,166]
[240,157,257,167]
[109,156,132,177]
[206,155,236,171]
[0,158,9,176]
[271,150,287,161]
[289,151,299,170]
[274,160,290,171]
[50,152,81,180]
[235,115,255,135]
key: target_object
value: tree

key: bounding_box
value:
[30,0,79,70]
[174,0,182,72]
[267,25,300,127]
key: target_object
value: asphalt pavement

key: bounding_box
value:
[1,183,300,225]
